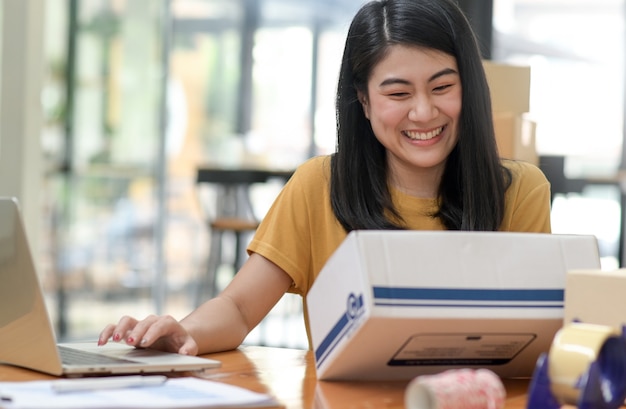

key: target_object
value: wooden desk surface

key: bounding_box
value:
[201,346,532,408]
[0,345,536,408]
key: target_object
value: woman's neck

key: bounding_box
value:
[387,159,444,199]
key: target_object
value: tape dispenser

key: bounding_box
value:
[527,322,626,409]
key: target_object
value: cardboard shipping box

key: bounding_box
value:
[564,269,626,328]
[483,60,530,114]
[307,231,600,381]
[493,112,538,165]
[483,60,538,164]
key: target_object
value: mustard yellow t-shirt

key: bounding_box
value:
[247,155,551,344]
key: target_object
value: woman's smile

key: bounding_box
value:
[402,125,445,141]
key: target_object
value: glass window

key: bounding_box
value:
[42,0,172,340]
[314,30,346,156]
[171,0,243,166]
[38,0,367,347]
[493,0,624,176]
[248,26,313,168]
[493,0,626,268]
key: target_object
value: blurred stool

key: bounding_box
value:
[194,168,271,306]
[196,216,259,305]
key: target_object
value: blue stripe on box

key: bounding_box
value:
[314,313,350,365]
[373,287,564,307]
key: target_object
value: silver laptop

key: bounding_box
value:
[0,197,220,376]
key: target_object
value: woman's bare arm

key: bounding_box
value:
[181,252,293,354]
[98,253,293,355]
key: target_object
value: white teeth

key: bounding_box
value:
[404,126,444,141]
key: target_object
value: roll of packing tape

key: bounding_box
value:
[404,368,505,409]
[548,322,626,405]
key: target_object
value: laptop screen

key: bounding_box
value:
[0,197,64,375]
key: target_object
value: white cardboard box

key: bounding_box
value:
[307,231,600,381]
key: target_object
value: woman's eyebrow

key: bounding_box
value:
[429,67,458,82]
[378,67,459,87]
[379,78,411,87]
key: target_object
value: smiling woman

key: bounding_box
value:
[97,0,552,358]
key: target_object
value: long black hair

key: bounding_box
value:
[330,0,511,231]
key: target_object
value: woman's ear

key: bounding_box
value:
[357,91,370,119]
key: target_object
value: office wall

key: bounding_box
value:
[0,0,45,247]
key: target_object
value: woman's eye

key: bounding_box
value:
[433,84,453,92]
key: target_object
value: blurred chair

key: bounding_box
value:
[194,168,267,306]
[538,155,586,204]
[539,155,625,266]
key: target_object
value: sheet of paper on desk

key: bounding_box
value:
[0,377,277,409]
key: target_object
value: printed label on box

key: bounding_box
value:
[388,333,537,366]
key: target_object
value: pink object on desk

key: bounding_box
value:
[405,368,506,409]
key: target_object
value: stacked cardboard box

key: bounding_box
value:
[483,60,538,165]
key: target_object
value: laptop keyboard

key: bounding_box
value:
[59,345,137,365]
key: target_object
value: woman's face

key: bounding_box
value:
[359,45,462,187]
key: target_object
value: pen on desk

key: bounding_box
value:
[51,375,168,393]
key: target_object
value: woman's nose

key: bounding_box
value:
[408,95,438,122]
